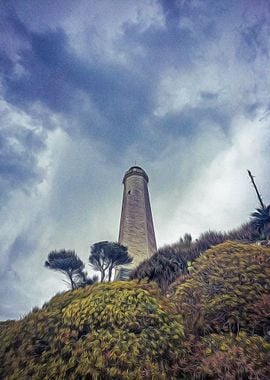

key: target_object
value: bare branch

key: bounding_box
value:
[247,169,265,209]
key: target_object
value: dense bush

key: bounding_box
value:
[0,282,185,380]
[174,332,270,380]
[1,242,270,379]
[173,241,270,335]
[132,223,260,290]
[159,222,259,262]
[195,332,270,380]
[169,241,270,379]
[130,251,188,291]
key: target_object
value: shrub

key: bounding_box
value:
[173,241,270,335]
[195,332,270,380]
[0,281,185,380]
[132,223,260,290]
[130,251,188,291]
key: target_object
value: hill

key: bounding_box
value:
[1,241,270,379]
[131,223,260,290]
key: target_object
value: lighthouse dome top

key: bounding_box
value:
[123,166,149,183]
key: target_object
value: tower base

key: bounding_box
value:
[114,267,132,281]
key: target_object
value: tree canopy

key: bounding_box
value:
[89,241,133,281]
[45,249,85,290]
[251,204,270,239]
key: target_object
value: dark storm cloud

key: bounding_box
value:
[155,105,231,138]
[0,111,46,206]
[4,28,74,112]
[0,230,42,319]
[0,0,233,153]
[121,1,217,72]
[200,91,219,101]
[0,7,48,201]
[122,21,197,71]
[238,17,270,62]
[0,140,42,190]
[1,10,155,147]
[2,232,36,272]
[159,0,181,25]
[0,51,14,76]
[159,0,220,35]
[1,0,269,193]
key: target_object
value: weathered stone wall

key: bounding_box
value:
[118,167,157,268]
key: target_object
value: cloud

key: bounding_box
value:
[0,100,47,204]
[1,15,155,148]
[153,114,270,245]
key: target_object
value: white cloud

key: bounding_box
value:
[60,0,165,63]
[155,114,270,244]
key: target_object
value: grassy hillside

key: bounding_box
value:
[1,242,270,379]
[131,223,262,290]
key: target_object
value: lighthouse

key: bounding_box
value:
[116,166,157,279]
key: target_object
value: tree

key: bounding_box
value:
[77,272,99,288]
[89,241,133,281]
[247,169,265,209]
[45,249,85,290]
[247,169,270,241]
[251,205,270,239]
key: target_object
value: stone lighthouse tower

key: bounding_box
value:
[116,166,157,279]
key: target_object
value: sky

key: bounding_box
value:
[1,0,270,320]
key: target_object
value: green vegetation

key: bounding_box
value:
[0,282,184,379]
[172,241,270,379]
[2,241,270,379]
[173,241,270,335]
[188,332,270,379]
[131,223,260,290]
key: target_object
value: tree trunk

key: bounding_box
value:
[108,267,112,282]
[100,270,105,282]
[67,272,75,290]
